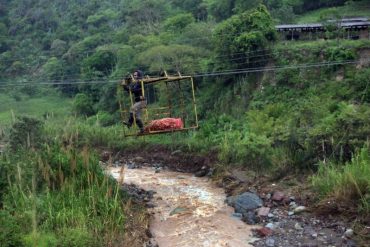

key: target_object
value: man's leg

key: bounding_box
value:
[123,112,134,127]
[134,101,146,133]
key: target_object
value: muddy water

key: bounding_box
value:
[110,166,255,247]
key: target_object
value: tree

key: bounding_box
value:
[81,49,117,78]
[137,44,206,74]
[50,39,68,57]
[204,0,236,21]
[162,13,195,33]
[42,57,65,80]
[213,5,277,70]
[178,22,214,49]
[169,0,207,20]
[234,0,263,14]
[121,0,173,33]
[73,93,95,116]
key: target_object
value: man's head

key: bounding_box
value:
[133,70,143,80]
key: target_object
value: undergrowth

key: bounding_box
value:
[311,146,370,220]
[0,116,129,246]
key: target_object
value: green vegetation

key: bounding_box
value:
[0,0,370,245]
[0,117,127,246]
[0,91,72,126]
[312,146,370,217]
[297,0,370,23]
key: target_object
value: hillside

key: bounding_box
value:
[297,0,370,23]
[0,0,369,246]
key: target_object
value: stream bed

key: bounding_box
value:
[109,166,255,247]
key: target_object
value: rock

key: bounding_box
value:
[133,156,145,163]
[272,191,285,201]
[169,207,188,216]
[289,201,297,209]
[311,233,318,238]
[288,211,294,216]
[147,190,156,197]
[268,213,274,218]
[145,239,158,247]
[293,206,308,214]
[231,169,249,182]
[343,239,357,247]
[344,229,354,238]
[127,162,139,169]
[153,163,163,168]
[206,168,215,177]
[100,151,112,161]
[257,207,271,217]
[232,213,243,219]
[248,237,260,244]
[195,166,209,177]
[171,150,182,156]
[227,192,263,215]
[244,211,258,224]
[146,202,156,208]
[282,196,291,205]
[302,241,318,247]
[295,223,303,231]
[256,227,273,237]
[265,237,275,247]
[266,223,276,230]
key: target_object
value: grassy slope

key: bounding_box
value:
[296,0,370,23]
[0,93,72,126]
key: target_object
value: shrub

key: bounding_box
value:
[58,228,98,247]
[9,116,44,151]
[22,232,57,247]
[0,210,24,247]
[73,93,95,116]
[311,146,370,216]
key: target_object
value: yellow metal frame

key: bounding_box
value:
[119,71,199,137]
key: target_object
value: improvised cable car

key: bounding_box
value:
[118,71,199,136]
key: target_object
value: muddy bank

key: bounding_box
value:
[104,146,217,173]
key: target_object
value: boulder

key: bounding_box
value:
[227,192,263,216]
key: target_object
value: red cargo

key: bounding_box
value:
[145,118,184,132]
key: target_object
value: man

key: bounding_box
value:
[123,70,146,134]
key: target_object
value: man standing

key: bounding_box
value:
[123,70,146,134]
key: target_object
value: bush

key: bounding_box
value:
[9,116,44,151]
[0,210,24,247]
[58,228,98,247]
[73,93,95,116]
[311,146,370,216]
[22,232,57,247]
[96,111,117,127]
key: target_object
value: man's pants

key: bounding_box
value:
[130,100,146,123]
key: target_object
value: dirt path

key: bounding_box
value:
[109,166,255,247]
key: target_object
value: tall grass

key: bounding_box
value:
[1,142,127,246]
[311,146,370,216]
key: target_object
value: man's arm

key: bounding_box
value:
[122,76,132,92]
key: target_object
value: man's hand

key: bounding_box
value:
[124,77,132,85]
